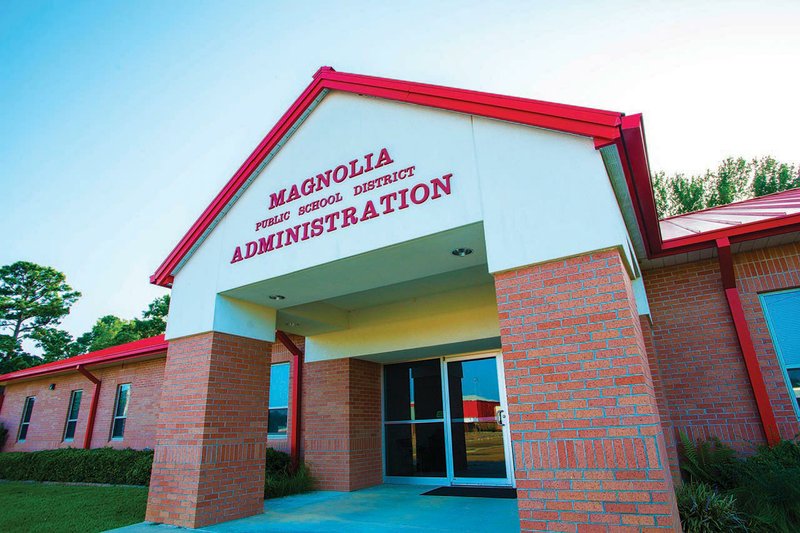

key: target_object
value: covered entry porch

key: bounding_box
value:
[147,67,681,530]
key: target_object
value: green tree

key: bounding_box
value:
[75,315,132,353]
[706,157,749,207]
[752,156,800,197]
[133,294,170,339]
[30,328,82,362]
[0,261,80,363]
[669,173,705,214]
[654,155,800,218]
[651,171,671,219]
[75,295,170,353]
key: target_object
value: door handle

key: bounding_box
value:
[496,409,505,426]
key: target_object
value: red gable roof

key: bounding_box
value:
[659,188,800,253]
[0,334,168,384]
[150,67,660,286]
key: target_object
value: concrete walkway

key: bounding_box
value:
[111,484,521,533]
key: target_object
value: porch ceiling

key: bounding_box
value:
[220,223,492,336]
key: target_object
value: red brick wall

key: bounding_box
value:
[145,332,271,528]
[643,242,800,453]
[734,243,800,440]
[495,249,680,532]
[640,316,680,483]
[301,357,382,491]
[0,357,165,452]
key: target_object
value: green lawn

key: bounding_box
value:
[0,481,147,532]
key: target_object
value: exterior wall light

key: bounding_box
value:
[451,248,473,257]
[269,295,286,300]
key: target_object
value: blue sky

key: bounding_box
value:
[1,0,799,342]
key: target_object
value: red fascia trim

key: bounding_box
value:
[0,340,168,384]
[716,238,781,446]
[659,212,800,255]
[77,365,101,450]
[151,67,631,287]
[613,115,662,258]
[276,331,303,467]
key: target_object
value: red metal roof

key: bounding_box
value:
[0,334,168,384]
[150,66,658,286]
[659,188,800,252]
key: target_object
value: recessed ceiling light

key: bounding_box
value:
[451,248,473,257]
[285,321,300,327]
[269,294,286,300]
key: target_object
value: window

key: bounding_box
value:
[17,396,35,442]
[110,383,130,440]
[268,363,290,437]
[63,390,83,442]
[761,288,800,417]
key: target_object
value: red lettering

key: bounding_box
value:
[332,164,348,183]
[341,207,358,228]
[364,152,374,172]
[230,246,244,263]
[316,170,331,190]
[398,187,410,210]
[375,147,394,168]
[431,173,453,199]
[349,159,364,178]
[244,241,258,259]
[258,236,274,254]
[360,200,379,222]
[324,212,340,232]
[300,177,315,196]
[285,225,301,246]
[410,183,430,205]
[286,185,300,203]
[379,191,397,214]
[269,190,286,210]
[310,217,325,237]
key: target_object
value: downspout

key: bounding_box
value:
[76,365,101,450]
[275,331,304,468]
[716,237,781,445]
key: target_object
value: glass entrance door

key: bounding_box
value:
[445,355,512,485]
[383,353,513,486]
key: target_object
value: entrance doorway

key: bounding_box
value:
[383,353,514,487]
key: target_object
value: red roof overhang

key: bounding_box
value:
[148,67,800,281]
[150,66,662,287]
[656,188,800,256]
[0,334,168,385]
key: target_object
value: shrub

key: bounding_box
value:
[265,447,292,477]
[677,437,800,533]
[729,441,800,533]
[678,431,738,489]
[0,422,8,450]
[264,448,314,499]
[0,447,153,485]
[676,482,748,533]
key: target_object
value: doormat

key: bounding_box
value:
[422,486,517,499]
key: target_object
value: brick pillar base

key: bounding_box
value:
[145,332,271,528]
[495,250,680,532]
[302,358,382,491]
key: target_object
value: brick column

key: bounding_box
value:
[495,250,680,532]
[145,332,271,528]
[302,357,382,491]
